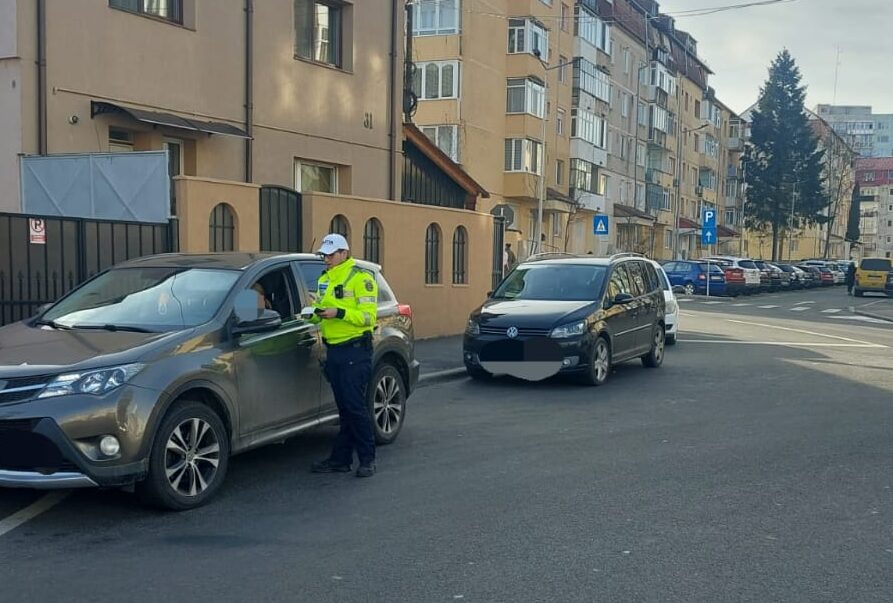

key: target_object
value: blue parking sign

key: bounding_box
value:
[701,227,717,245]
[593,215,609,236]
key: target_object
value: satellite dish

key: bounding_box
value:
[491,204,515,228]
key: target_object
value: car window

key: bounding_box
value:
[739,260,757,269]
[662,262,677,273]
[861,258,892,271]
[376,272,396,304]
[643,262,660,292]
[248,266,297,322]
[607,264,632,299]
[653,264,671,290]
[493,263,607,301]
[626,261,647,297]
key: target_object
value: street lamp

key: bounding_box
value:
[532,54,578,256]
[672,121,711,260]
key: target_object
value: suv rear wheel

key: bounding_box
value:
[642,326,665,368]
[369,363,406,445]
[137,401,230,511]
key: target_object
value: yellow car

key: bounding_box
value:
[854,257,893,297]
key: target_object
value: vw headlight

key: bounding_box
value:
[465,319,480,336]
[38,364,145,399]
[666,299,678,314]
[550,321,586,339]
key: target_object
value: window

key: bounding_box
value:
[862,172,876,182]
[295,0,344,67]
[664,230,673,249]
[636,183,645,205]
[558,55,568,84]
[425,224,442,284]
[575,6,610,54]
[249,268,296,322]
[508,19,549,62]
[638,102,648,126]
[561,3,570,31]
[414,0,459,36]
[598,174,609,197]
[571,108,607,148]
[412,61,460,100]
[329,214,350,240]
[421,125,459,161]
[694,100,701,118]
[570,159,595,193]
[649,63,677,96]
[209,203,236,252]
[637,143,646,167]
[574,58,611,103]
[662,189,671,211]
[109,0,182,23]
[623,48,631,74]
[296,160,337,193]
[506,78,545,118]
[704,134,719,158]
[164,139,184,215]
[109,128,134,152]
[552,214,562,237]
[621,93,630,118]
[556,159,565,185]
[451,227,468,284]
[557,108,566,136]
[364,218,383,265]
[504,139,542,174]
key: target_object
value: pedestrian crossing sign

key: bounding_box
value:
[593,215,609,236]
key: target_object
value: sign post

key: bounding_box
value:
[701,209,717,296]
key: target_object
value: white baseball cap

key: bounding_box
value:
[317,233,349,255]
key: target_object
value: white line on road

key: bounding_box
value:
[731,303,753,307]
[831,315,890,325]
[861,300,886,308]
[790,307,809,312]
[678,340,881,348]
[726,319,888,348]
[701,301,724,305]
[679,312,697,318]
[0,492,69,538]
[821,309,842,314]
[758,305,780,309]
[794,301,816,305]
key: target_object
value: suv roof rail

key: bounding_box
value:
[525,251,581,262]
[609,252,646,260]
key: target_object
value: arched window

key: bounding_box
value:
[209,203,236,251]
[364,218,383,265]
[329,214,351,241]
[452,226,468,284]
[425,223,442,284]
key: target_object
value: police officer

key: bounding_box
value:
[305,233,379,477]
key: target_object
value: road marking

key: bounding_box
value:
[731,303,753,307]
[794,301,815,305]
[790,307,809,312]
[678,298,693,303]
[678,340,882,348]
[758,305,779,309]
[831,315,890,325]
[862,300,886,308]
[0,492,69,537]
[821,309,842,314]
[701,301,724,305]
[679,312,697,318]
[726,319,888,348]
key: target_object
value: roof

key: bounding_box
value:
[115,252,381,271]
[91,101,249,139]
[855,157,893,171]
[717,224,739,237]
[403,123,489,200]
[614,204,656,221]
[678,217,700,230]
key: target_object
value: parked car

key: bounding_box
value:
[806,265,836,286]
[796,265,823,288]
[826,263,846,285]
[854,257,893,297]
[662,260,727,296]
[776,264,810,289]
[648,259,679,345]
[765,263,792,289]
[463,253,666,386]
[0,253,419,510]
[704,256,762,295]
[753,261,783,291]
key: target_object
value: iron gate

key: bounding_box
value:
[0,213,178,326]
[259,186,302,252]
[491,215,506,290]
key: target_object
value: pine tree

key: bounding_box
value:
[745,50,828,260]
[845,182,862,247]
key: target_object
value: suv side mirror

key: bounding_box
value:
[486,290,493,298]
[613,293,635,305]
[233,309,282,336]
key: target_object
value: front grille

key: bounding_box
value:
[0,421,78,474]
[0,375,50,405]
[479,326,551,337]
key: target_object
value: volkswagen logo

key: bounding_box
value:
[506,326,519,339]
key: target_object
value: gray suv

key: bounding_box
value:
[0,253,419,510]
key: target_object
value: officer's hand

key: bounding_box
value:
[318,308,339,319]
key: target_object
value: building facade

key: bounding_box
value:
[856,157,893,258]
[814,104,893,158]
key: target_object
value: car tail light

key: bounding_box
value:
[698,274,706,280]
[398,304,413,319]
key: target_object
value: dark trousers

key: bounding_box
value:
[324,339,375,466]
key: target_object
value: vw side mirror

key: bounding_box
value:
[233,309,282,336]
[613,293,635,305]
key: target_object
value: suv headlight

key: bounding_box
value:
[465,319,480,336]
[550,321,586,339]
[38,364,145,399]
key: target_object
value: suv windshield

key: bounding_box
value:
[493,264,607,301]
[41,267,241,331]
[861,258,892,271]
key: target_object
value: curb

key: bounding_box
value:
[853,309,893,324]
[418,368,467,387]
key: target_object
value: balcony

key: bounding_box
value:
[645,169,661,185]
[727,136,743,151]
[570,139,607,167]
[571,189,606,213]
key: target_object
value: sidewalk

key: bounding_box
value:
[414,335,465,382]
[852,296,893,323]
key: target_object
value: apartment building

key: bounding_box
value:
[856,157,893,258]
[411,0,575,258]
[815,104,893,158]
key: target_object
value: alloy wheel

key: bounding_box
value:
[594,339,610,383]
[373,374,404,435]
[164,418,221,498]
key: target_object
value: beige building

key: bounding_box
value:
[0,0,498,337]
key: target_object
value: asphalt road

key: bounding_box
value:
[2,287,893,602]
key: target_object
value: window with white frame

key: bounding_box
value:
[508,18,549,62]
[704,134,719,158]
[556,159,564,185]
[556,108,566,135]
[558,55,568,83]
[637,102,648,126]
[636,182,645,204]
[651,104,670,133]
[637,142,646,167]
[560,3,569,31]
[598,174,609,197]
[412,61,460,100]
[725,179,737,198]
[649,63,677,97]
[699,169,717,190]
[623,48,631,74]
[570,159,595,193]
[504,138,542,174]
[725,209,736,225]
[662,188,671,211]
[296,160,338,193]
[414,0,460,36]
[571,108,607,149]
[621,93,630,118]
[664,229,672,248]
[575,58,611,103]
[421,125,459,162]
[575,5,610,54]
[506,78,545,118]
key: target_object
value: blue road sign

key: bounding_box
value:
[701,227,717,246]
[702,208,717,228]
[593,215,609,236]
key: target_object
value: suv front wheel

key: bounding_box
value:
[582,336,611,386]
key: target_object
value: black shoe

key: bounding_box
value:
[355,463,376,478]
[311,459,352,473]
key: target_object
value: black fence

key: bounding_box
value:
[0,213,177,326]
[259,186,302,252]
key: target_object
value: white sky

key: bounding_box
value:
[657,0,893,115]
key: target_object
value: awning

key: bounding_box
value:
[613,203,656,221]
[677,217,701,231]
[91,101,250,139]
[717,224,740,238]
